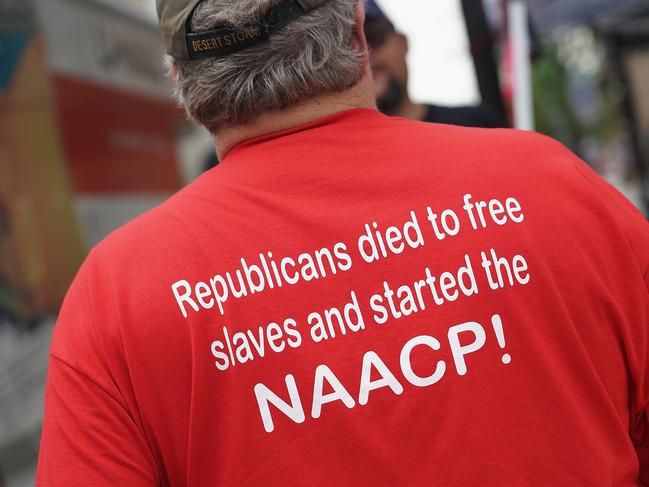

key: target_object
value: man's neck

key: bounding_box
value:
[214,76,377,160]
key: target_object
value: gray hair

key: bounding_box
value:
[168,0,363,132]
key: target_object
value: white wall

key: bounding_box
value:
[377,0,479,106]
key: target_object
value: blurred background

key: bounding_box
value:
[1,0,648,484]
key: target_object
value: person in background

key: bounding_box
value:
[364,0,506,127]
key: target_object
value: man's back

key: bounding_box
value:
[38,109,649,486]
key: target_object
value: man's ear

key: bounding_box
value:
[353,1,370,74]
[165,56,179,82]
[169,63,179,81]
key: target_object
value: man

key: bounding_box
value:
[364,0,506,127]
[37,0,649,486]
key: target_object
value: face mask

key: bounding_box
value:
[377,75,406,115]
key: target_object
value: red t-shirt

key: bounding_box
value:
[38,109,649,486]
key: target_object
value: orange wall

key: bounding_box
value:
[0,35,86,315]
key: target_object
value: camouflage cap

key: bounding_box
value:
[156,0,333,60]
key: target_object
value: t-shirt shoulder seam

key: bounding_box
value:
[49,353,127,409]
[569,155,648,276]
[82,249,144,423]
[47,353,163,480]
[81,249,121,388]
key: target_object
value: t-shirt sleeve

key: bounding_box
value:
[36,255,159,486]
[564,149,649,483]
[570,157,649,287]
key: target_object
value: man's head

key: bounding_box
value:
[158,0,366,133]
[363,1,410,114]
